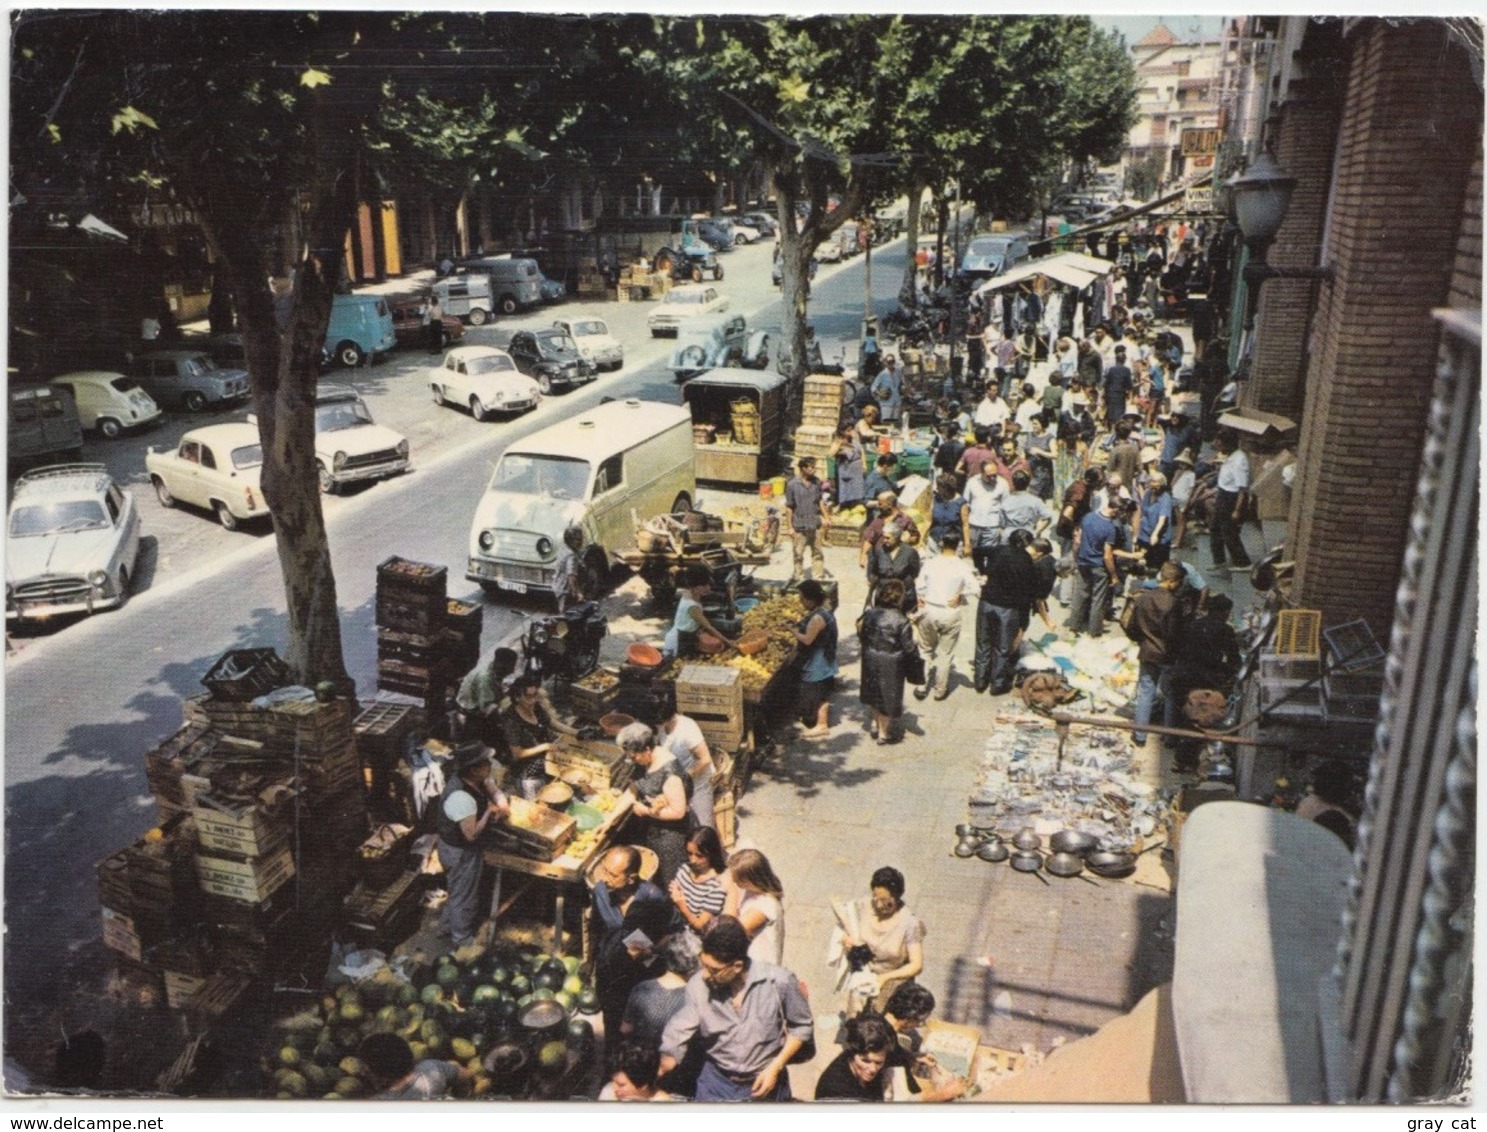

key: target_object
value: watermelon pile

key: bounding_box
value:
[265,945,599,1099]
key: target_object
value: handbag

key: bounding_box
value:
[904,648,927,687]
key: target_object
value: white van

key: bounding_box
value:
[432,274,495,326]
[466,399,696,598]
[450,256,543,316]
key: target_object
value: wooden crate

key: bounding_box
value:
[824,523,865,548]
[101,906,143,962]
[491,797,577,862]
[376,556,448,595]
[185,972,253,1033]
[164,970,207,1011]
[546,740,633,791]
[1272,609,1322,657]
[713,789,737,850]
[676,665,744,717]
[193,798,289,858]
[568,668,622,720]
[696,716,746,751]
[195,846,296,904]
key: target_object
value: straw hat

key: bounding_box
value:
[1139,445,1160,463]
[1174,449,1196,466]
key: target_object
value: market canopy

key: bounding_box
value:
[973,251,1116,296]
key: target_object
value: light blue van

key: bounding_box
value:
[324,294,397,369]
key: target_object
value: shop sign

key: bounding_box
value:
[1184,186,1214,213]
[1181,128,1221,157]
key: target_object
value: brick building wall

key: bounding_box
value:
[1243,69,1345,419]
[1285,20,1482,639]
[1448,147,1482,310]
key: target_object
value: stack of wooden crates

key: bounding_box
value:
[676,665,745,848]
[793,373,846,471]
[375,557,482,719]
[97,649,373,1026]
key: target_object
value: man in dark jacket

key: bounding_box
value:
[1102,346,1134,426]
[1124,561,1186,747]
[972,528,1040,694]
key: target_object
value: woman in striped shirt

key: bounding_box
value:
[668,826,728,938]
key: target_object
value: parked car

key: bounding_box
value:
[648,284,729,336]
[8,383,83,466]
[692,220,734,252]
[429,345,541,421]
[961,233,1032,279]
[129,349,250,413]
[535,270,567,303]
[454,257,544,314]
[815,236,846,263]
[6,464,141,624]
[742,211,779,238]
[506,329,596,394]
[432,274,495,326]
[51,372,162,439]
[146,422,268,530]
[388,301,465,349]
[714,217,761,245]
[667,314,770,381]
[310,384,410,494]
[552,316,624,372]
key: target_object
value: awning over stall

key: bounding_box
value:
[973,251,1116,296]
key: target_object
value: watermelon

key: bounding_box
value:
[532,969,562,992]
[435,963,461,989]
[508,974,531,998]
[561,955,583,977]
[566,1018,594,1047]
[536,1041,568,1075]
[489,965,511,988]
[420,984,445,1006]
[561,974,585,997]
[575,987,600,1015]
[541,959,569,984]
[471,984,500,1005]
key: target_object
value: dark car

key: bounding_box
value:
[742,211,780,238]
[388,302,465,349]
[693,220,733,252]
[129,350,250,412]
[505,329,596,395]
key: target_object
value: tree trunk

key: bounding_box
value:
[900,176,929,307]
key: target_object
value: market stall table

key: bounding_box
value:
[484,791,635,952]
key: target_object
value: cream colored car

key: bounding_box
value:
[146,422,268,530]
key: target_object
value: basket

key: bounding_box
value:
[737,630,770,656]
[626,642,665,669]
[599,712,636,737]
[730,399,761,445]
[200,648,293,702]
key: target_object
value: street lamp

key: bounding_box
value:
[1227,152,1334,332]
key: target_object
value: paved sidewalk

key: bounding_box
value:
[703,524,1180,1092]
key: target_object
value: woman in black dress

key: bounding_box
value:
[500,675,564,799]
[857,579,918,745]
[864,524,919,614]
[813,1013,898,1102]
[617,721,691,887]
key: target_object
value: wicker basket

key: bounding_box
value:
[730,399,761,445]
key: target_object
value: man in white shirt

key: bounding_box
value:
[914,531,977,701]
[972,386,1010,433]
[964,460,1009,550]
[1210,429,1252,571]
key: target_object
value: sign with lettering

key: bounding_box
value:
[1181,128,1221,156]
[1184,186,1214,213]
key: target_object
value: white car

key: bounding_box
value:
[647,285,729,337]
[430,345,542,421]
[719,218,762,245]
[146,422,269,530]
[51,371,162,439]
[7,464,141,623]
[312,384,410,493]
[552,316,624,372]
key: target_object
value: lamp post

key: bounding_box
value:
[1227,152,1334,332]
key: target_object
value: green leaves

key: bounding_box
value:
[110,105,157,135]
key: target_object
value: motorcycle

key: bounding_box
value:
[520,601,608,683]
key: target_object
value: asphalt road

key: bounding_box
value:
[2,233,915,1031]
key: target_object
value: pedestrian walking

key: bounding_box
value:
[1135,473,1175,571]
[1123,561,1186,747]
[913,530,976,701]
[1065,496,1122,638]
[964,459,1008,551]
[658,916,814,1102]
[971,528,1039,695]
[785,456,831,583]
[858,579,917,744]
[830,422,867,511]
[864,524,920,613]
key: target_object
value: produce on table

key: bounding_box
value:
[656,593,805,691]
[263,945,598,1099]
[573,669,619,692]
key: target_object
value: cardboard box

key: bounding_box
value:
[1217,407,1297,446]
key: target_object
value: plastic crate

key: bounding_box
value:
[200,648,292,702]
